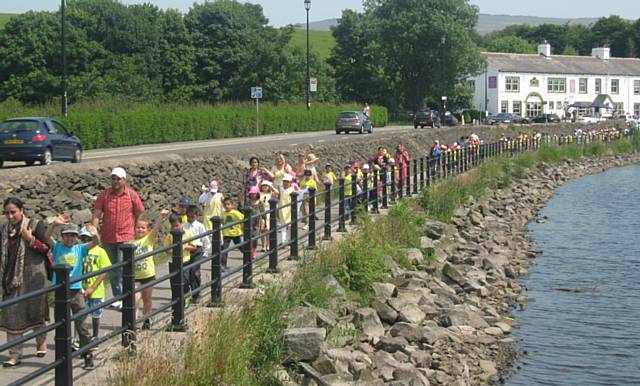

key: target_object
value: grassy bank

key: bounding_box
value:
[109,202,423,386]
[0,99,388,150]
[420,134,640,222]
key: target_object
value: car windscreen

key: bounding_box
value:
[0,120,40,134]
[416,112,430,118]
[339,112,357,118]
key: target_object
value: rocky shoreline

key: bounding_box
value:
[277,152,640,386]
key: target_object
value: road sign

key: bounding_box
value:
[251,86,262,99]
[309,78,317,93]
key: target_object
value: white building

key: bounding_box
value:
[470,43,640,119]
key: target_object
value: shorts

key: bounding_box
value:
[87,298,104,318]
[136,276,156,286]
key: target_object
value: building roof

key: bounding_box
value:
[484,52,640,76]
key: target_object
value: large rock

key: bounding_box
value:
[287,306,317,328]
[371,300,398,324]
[371,282,397,300]
[354,308,385,341]
[442,263,467,287]
[441,307,489,329]
[403,248,424,266]
[322,275,346,298]
[315,307,340,328]
[396,304,427,325]
[284,328,326,363]
[375,336,409,353]
[423,219,448,240]
[389,322,422,343]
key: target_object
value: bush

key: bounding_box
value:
[0,99,388,150]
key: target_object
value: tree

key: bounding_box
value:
[590,16,634,57]
[485,36,535,53]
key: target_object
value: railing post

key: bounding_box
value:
[412,159,418,194]
[267,200,279,272]
[323,183,332,240]
[337,178,347,232]
[240,207,254,288]
[54,264,73,386]
[350,173,358,225]
[120,244,136,349]
[405,160,412,196]
[307,187,317,250]
[290,192,300,259]
[362,171,369,213]
[209,216,223,305]
[372,169,379,214]
[169,228,185,332]
[419,157,425,189]
[381,165,389,209]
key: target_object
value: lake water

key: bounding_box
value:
[506,164,640,386]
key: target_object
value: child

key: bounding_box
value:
[278,174,295,244]
[299,169,317,229]
[164,214,196,299]
[343,164,354,217]
[45,215,99,370]
[221,198,244,270]
[322,163,338,186]
[259,180,278,251]
[246,186,265,259]
[184,205,210,303]
[132,209,170,329]
[199,180,224,231]
[80,226,111,340]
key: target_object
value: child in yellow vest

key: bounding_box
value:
[278,174,295,243]
[221,198,244,270]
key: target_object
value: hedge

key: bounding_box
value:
[0,99,388,150]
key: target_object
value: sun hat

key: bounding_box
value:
[260,180,273,188]
[248,186,260,195]
[282,174,293,182]
[61,223,79,235]
[111,167,126,179]
[363,164,370,170]
[178,197,191,206]
[209,180,219,193]
[305,153,320,164]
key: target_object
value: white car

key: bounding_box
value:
[576,116,602,123]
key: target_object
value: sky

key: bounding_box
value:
[3,0,639,27]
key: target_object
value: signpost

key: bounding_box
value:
[441,96,447,113]
[310,78,317,93]
[251,86,262,136]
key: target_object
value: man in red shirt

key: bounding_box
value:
[91,167,144,309]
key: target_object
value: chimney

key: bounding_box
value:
[538,41,551,58]
[591,46,610,60]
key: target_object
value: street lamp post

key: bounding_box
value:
[304,0,311,110]
[61,0,68,117]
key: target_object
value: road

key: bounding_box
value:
[1,126,415,169]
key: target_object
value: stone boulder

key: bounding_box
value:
[354,308,385,341]
[284,328,326,363]
[287,306,317,328]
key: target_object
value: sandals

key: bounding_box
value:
[36,350,47,358]
[3,357,21,367]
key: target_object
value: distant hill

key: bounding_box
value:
[289,29,335,62]
[297,13,603,34]
[0,13,16,29]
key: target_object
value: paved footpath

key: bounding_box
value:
[0,198,376,385]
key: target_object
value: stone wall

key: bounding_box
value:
[0,123,609,223]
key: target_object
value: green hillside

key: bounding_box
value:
[289,29,335,62]
[0,13,15,29]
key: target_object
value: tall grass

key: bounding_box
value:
[0,99,388,149]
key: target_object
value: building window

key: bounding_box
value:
[595,78,602,94]
[500,101,508,113]
[634,80,640,95]
[527,102,541,117]
[613,102,624,115]
[611,79,619,94]
[513,101,522,115]
[530,77,539,87]
[548,78,566,93]
[466,79,476,89]
[505,77,520,92]
[634,103,640,117]
[579,78,588,94]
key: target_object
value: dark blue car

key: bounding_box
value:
[0,117,82,168]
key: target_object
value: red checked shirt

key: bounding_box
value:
[94,187,145,243]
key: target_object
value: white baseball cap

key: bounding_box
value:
[111,167,126,179]
[282,174,293,182]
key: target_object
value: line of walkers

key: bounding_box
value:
[0,126,629,372]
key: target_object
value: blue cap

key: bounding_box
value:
[178,197,191,206]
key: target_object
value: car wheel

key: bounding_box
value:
[0,160,3,168]
[26,161,35,166]
[41,148,52,166]
[72,147,82,163]
[369,126,373,134]
[414,125,418,129]
[359,127,364,134]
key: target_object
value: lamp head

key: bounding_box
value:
[304,0,311,11]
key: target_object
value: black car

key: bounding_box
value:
[532,114,561,123]
[489,113,529,125]
[414,110,440,128]
[335,111,373,134]
[442,112,459,126]
[0,117,82,168]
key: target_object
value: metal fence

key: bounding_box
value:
[0,127,634,386]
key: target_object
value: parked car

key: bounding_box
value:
[488,113,528,125]
[0,117,82,168]
[442,111,459,126]
[575,116,602,124]
[335,111,372,134]
[413,110,440,128]
[532,113,561,123]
